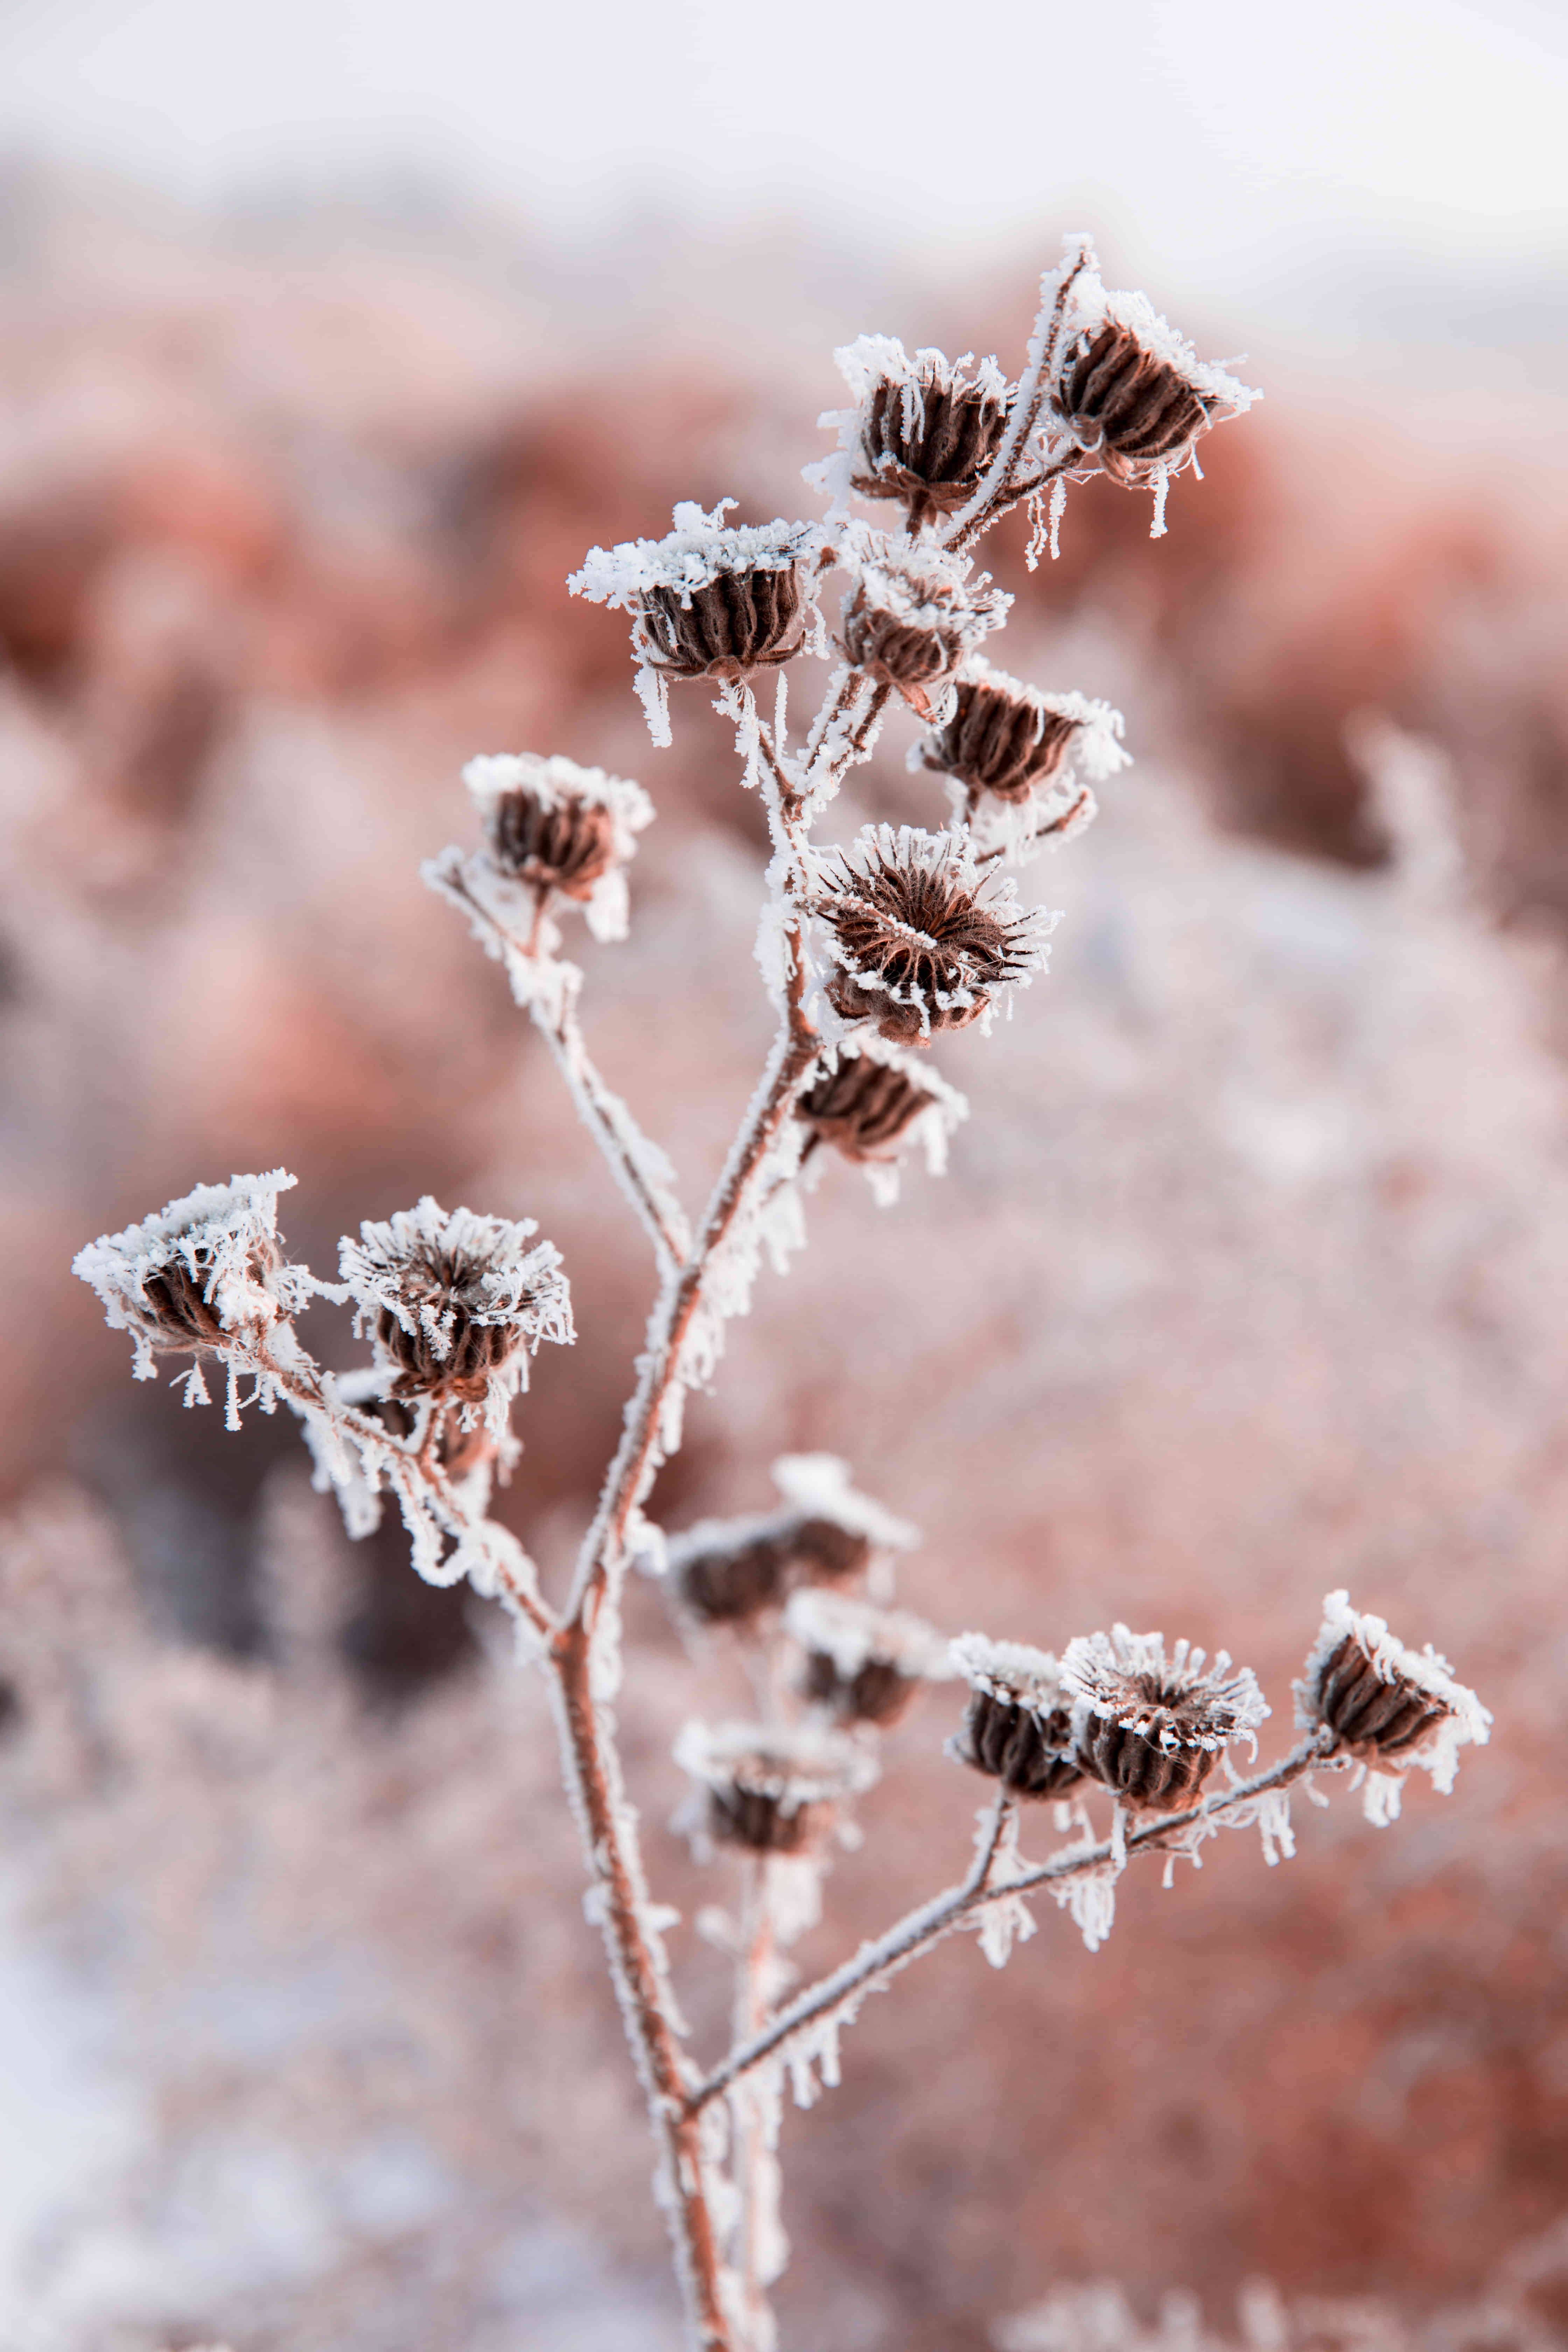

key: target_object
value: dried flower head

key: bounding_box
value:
[665,1512,793,1626]
[1295,1589,1490,1823]
[1049,270,1257,519]
[948,1633,1087,1799]
[462,752,653,943]
[769,1452,919,1585]
[675,1719,878,1854]
[340,1196,573,1434]
[73,1171,310,1395]
[569,500,821,741]
[1062,1625,1269,1811]
[918,662,1128,807]
[795,1034,967,1180]
[814,825,1053,1045]
[819,337,1011,530]
[787,1587,952,1727]
[839,534,1008,716]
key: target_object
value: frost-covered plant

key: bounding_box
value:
[72,234,1486,2352]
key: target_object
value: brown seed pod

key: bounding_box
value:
[789,1589,951,1729]
[778,1514,872,1582]
[846,346,1011,528]
[921,672,1083,804]
[639,564,806,682]
[668,1524,790,1626]
[1311,1633,1451,1760]
[948,1636,1085,1800]
[73,1171,307,1385]
[1062,1626,1269,1814]
[676,1720,878,1856]
[838,540,1006,712]
[486,788,619,899]
[817,825,1049,1046]
[796,1054,933,1164]
[1294,1593,1491,1811]
[1055,320,1212,483]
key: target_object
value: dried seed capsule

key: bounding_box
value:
[797,1053,932,1164]
[461,753,653,946]
[769,1452,919,1582]
[815,824,1051,1046]
[666,1517,791,1626]
[839,536,1007,713]
[948,1634,1086,1799]
[674,1720,878,1855]
[823,338,1010,529]
[787,1588,952,1728]
[639,562,805,682]
[1048,278,1256,510]
[73,1170,308,1386]
[1295,1590,1490,1822]
[340,1197,573,1434]
[1061,1625,1269,1812]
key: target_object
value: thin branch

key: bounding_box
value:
[687,1740,1331,2114]
[429,855,691,1275]
[940,238,1096,550]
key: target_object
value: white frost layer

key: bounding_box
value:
[568,499,816,609]
[462,750,653,944]
[1061,1624,1270,1751]
[950,1630,1070,1711]
[673,1718,880,1807]
[1296,1587,1491,1821]
[770,1452,918,1552]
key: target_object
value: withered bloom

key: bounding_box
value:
[462,754,652,934]
[825,339,1010,529]
[816,825,1051,1045]
[569,502,820,735]
[788,1588,951,1728]
[920,666,1121,805]
[340,1197,573,1434]
[73,1171,310,1392]
[1062,1626,1268,1812]
[948,1634,1086,1799]
[839,537,1006,714]
[665,1456,917,1626]
[675,1721,877,1855]
[1049,282,1256,496]
[666,1516,792,1626]
[797,1051,931,1163]
[1295,1590,1490,1823]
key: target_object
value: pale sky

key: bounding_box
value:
[1,0,1564,306]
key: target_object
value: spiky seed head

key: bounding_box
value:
[948,1633,1087,1799]
[815,825,1051,1046]
[839,535,1008,712]
[1061,1625,1269,1811]
[674,1719,878,1855]
[72,1171,308,1382]
[1295,1591,1490,1818]
[340,1197,573,1434]
[787,1588,951,1728]
[832,339,1011,529]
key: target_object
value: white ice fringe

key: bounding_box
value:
[770,1453,918,1554]
[804,338,1009,522]
[1062,1624,1269,1753]
[785,1585,952,1682]
[950,1630,1071,1712]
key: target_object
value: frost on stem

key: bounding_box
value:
[339,1196,573,1439]
[462,751,653,945]
[1062,1625,1269,1812]
[1295,1589,1491,1826]
[949,1633,1088,1799]
[1048,256,1259,536]
[675,1719,878,1856]
[71,1170,316,1415]
[838,528,1008,719]
[813,824,1055,1045]
[787,1587,952,1728]
[810,337,1011,531]
[795,1031,967,1203]
[568,499,824,747]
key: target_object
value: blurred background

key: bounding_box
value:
[2,1,1567,2346]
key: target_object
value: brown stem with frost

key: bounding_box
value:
[686,1742,1331,2114]
[730,1856,781,2350]
[942,238,1095,552]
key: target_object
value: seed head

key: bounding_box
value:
[787,1587,952,1727]
[948,1633,1087,1799]
[665,1513,793,1626]
[820,337,1011,531]
[1061,1625,1269,1811]
[814,825,1052,1045]
[839,534,1008,715]
[73,1171,310,1386]
[462,752,653,942]
[795,1035,966,1176]
[675,1720,878,1855]
[1049,272,1257,505]
[340,1197,573,1435]
[919,662,1127,807]
[1295,1590,1490,1822]
[770,1453,919,1584]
